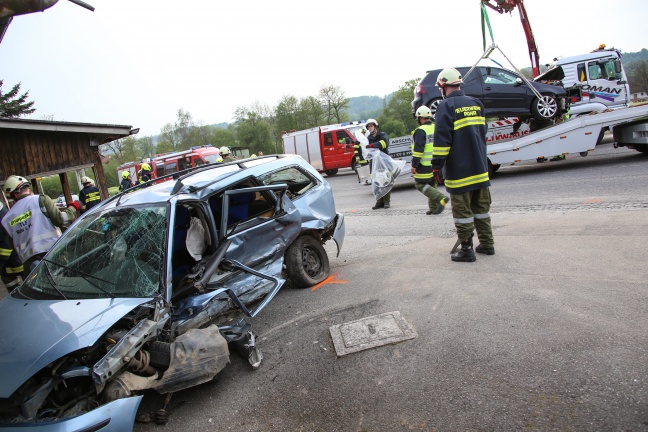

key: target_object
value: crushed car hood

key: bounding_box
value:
[0,295,151,398]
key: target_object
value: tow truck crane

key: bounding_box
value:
[481,0,540,77]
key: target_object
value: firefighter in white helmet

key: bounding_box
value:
[219,146,236,163]
[411,106,449,215]
[364,119,392,210]
[432,68,494,262]
[1,175,80,278]
[79,175,101,212]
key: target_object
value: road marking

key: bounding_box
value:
[311,274,348,291]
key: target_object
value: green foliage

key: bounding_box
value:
[627,59,648,94]
[211,127,237,148]
[319,85,350,123]
[621,48,648,65]
[380,119,408,138]
[381,78,419,135]
[0,80,36,118]
[234,108,274,154]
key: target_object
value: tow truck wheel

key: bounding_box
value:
[324,169,338,176]
[285,235,330,289]
[532,94,559,121]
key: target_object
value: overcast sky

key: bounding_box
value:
[1,0,646,137]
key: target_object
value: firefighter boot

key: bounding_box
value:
[383,200,390,209]
[372,201,384,210]
[476,244,495,255]
[451,238,476,262]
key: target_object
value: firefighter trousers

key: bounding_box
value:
[451,187,494,247]
[415,181,446,211]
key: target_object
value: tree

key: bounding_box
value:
[298,96,326,128]
[381,78,419,135]
[0,80,36,118]
[157,109,195,152]
[234,107,274,155]
[275,95,300,134]
[137,136,156,159]
[211,127,237,149]
[627,59,648,94]
[189,121,215,147]
[319,85,349,123]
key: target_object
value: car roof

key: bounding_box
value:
[103,155,313,208]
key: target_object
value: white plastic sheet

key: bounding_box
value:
[365,149,406,201]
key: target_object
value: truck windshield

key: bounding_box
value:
[19,205,167,300]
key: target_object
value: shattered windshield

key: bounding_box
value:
[19,205,167,300]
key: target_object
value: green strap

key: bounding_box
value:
[481,2,495,50]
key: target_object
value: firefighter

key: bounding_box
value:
[79,176,101,212]
[119,171,134,192]
[365,119,391,209]
[138,163,152,184]
[432,68,494,262]
[2,175,80,278]
[220,147,236,162]
[410,106,449,215]
[0,202,24,292]
[215,156,224,164]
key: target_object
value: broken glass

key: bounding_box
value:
[21,205,167,300]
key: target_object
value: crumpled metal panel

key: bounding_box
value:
[150,325,230,394]
[0,297,151,398]
[292,177,337,230]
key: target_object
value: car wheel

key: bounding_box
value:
[285,235,330,288]
[426,99,443,120]
[532,94,559,120]
[324,169,338,176]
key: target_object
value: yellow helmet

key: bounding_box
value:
[415,106,433,119]
[436,68,463,87]
[141,163,151,171]
[250,154,257,158]
[4,175,30,198]
[122,171,131,179]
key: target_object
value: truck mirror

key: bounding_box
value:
[614,60,622,74]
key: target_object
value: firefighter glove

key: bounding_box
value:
[366,144,374,149]
[433,169,444,185]
[69,201,82,212]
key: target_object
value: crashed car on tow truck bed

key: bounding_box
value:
[0,155,345,431]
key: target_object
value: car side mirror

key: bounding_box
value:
[515,77,523,87]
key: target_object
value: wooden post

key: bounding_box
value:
[93,149,109,200]
[59,173,72,205]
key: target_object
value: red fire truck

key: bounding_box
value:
[281,122,363,176]
[117,145,221,183]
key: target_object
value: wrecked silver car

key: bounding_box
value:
[0,155,345,431]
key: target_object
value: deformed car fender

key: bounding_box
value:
[0,396,142,432]
[0,296,152,398]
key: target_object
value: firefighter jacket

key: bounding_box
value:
[368,130,389,154]
[138,169,152,184]
[432,90,490,194]
[119,178,134,192]
[0,204,23,278]
[80,185,101,211]
[1,194,76,263]
[353,142,368,165]
[411,122,435,184]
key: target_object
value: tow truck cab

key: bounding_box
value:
[535,46,629,116]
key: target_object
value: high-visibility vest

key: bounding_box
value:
[411,124,435,180]
[1,195,61,262]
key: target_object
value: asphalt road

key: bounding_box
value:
[131,142,648,432]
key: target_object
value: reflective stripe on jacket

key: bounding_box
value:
[1,195,62,262]
[411,123,435,183]
[432,90,490,194]
[353,143,368,165]
[80,185,101,210]
[368,130,389,154]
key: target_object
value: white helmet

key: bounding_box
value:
[436,68,463,87]
[366,119,379,128]
[415,106,433,119]
[219,146,230,155]
[4,175,30,198]
[81,176,94,185]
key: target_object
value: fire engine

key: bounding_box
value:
[117,145,221,183]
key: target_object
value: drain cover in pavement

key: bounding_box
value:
[329,311,417,357]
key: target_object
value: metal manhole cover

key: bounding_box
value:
[329,311,417,357]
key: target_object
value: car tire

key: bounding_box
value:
[324,169,338,176]
[426,98,443,121]
[285,235,330,288]
[531,94,559,121]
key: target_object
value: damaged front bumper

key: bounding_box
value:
[0,396,142,432]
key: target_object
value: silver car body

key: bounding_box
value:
[0,155,344,431]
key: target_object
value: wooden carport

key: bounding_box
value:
[0,118,137,207]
